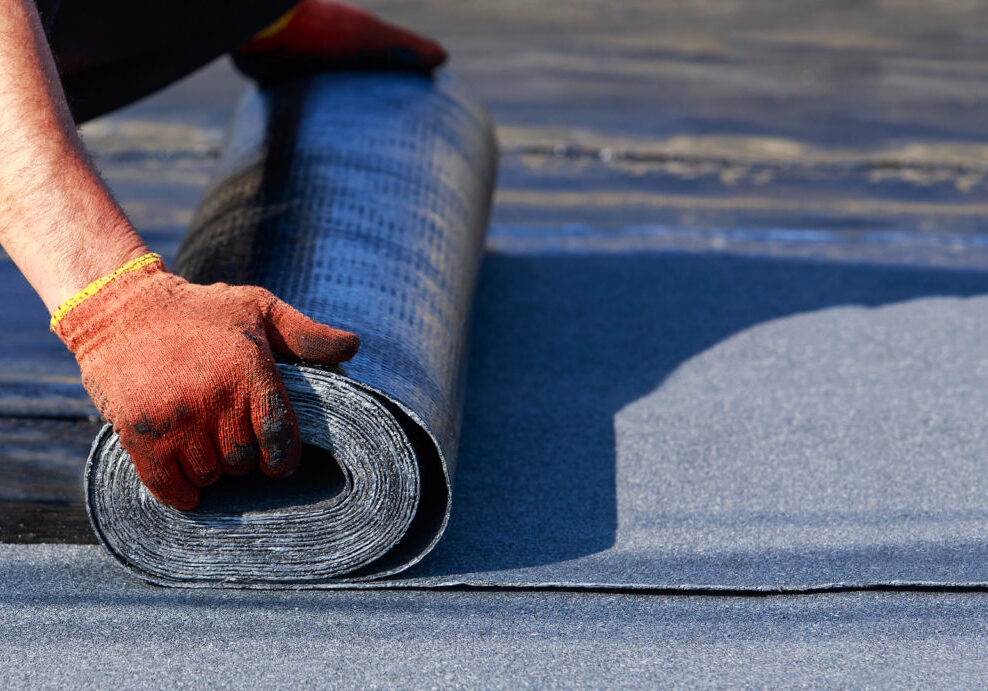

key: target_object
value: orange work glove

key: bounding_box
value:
[233,0,447,82]
[51,252,359,510]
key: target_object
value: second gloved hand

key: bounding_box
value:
[232,0,447,83]
[51,253,359,510]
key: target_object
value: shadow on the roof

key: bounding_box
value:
[407,250,988,576]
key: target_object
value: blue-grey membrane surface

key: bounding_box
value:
[1,544,987,688]
[382,252,988,590]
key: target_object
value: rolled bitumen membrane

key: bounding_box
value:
[86,72,496,586]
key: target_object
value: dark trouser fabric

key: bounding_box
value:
[33,0,297,123]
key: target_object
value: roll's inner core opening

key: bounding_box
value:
[193,443,348,515]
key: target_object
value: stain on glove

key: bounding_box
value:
[51,252,359,510]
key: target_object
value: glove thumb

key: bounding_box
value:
[262,296,360,364]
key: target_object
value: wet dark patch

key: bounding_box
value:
[259,389,296,475]
[132,404,190,438]
[134,413,170,438]
[241,329,263,348]
[173,405,191,423]
[223,441,260,474]
[196,466,221,485]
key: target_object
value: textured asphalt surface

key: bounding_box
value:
[3,545,988,688]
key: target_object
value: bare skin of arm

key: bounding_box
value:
[0,0,447,305]
[0,0,148,312]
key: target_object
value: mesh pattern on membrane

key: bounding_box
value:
[86,73,497,586]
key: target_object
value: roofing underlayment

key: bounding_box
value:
[5,1,988,684]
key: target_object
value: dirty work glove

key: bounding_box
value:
[232,0,447,83]
[50,253,359,510]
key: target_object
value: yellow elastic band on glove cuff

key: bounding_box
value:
[49,252,163,332]
[251,6,299,40]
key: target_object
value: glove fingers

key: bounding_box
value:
[177,435,222,488]
[119,420,201,510]
[250,371,302,479]
[262,296,360,364]
[214,408,261,476]
[130,449,200,510]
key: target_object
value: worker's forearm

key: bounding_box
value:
[0,0,147,312]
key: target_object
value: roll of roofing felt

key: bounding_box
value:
[85,73,496,586]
